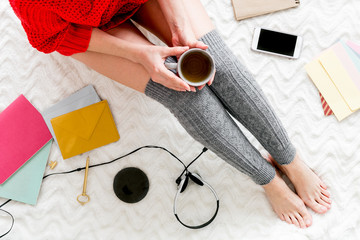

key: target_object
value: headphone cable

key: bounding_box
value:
[0,145,208,238]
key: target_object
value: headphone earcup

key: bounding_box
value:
[189,172,204,186]
[179,174,189,193]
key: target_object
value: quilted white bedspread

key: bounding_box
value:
[1,0,360,239]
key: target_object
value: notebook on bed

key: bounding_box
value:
[231,0,300,20]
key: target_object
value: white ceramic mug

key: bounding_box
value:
[165,48,215,87]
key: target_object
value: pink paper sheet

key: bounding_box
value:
[0,95,52,184]
[347,40,360,55]
[332,42,360,91]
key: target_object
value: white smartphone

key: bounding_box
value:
[251,27,303,59]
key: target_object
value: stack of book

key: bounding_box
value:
[231,0,300,20]
[306,40,360,121]
[0,86,120,205]
[0,95,52,205]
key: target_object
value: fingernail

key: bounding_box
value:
[306,219,311,225]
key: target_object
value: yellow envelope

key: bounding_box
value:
[51,100,120,159]
[305,59,353,121]
[318,49,360,111]
[305,45,360,122]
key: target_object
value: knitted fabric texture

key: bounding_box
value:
[146,56,277,185]
[145,30,297,185]
[9,0,148,55]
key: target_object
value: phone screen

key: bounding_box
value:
[257,29,297,56]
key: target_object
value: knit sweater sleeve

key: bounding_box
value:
[10,3,92,56]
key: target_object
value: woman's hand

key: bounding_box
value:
[156,0,215,91]
[172,26,215,91]
[86,28,197,92]
[135,45,191,92]
[172,26,208,51]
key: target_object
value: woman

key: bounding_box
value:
[9,0,331,228]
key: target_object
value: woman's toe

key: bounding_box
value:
[295,213,306,228]
[320,182,327,190]
[284,214,292,225]
[309,200,327,214]
[321,188,331,198]
[299,206,312,227]
[320,194,332,204]
[290,214,300,228]
[316,197,331,210]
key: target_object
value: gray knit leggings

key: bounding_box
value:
[145,30,296,185]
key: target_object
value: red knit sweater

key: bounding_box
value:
[9,0,148,56]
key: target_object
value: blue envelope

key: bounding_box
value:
[0,140,52,205]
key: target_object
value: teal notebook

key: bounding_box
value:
[0,140,52,205]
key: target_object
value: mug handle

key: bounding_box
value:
[164,62,178,70]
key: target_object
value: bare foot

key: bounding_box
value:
[263,171,312,228]
[268,154,332,214]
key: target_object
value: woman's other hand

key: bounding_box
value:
[136,45,191,92]
[172,26,207,50]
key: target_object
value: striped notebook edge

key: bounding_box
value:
[319,92,334,116]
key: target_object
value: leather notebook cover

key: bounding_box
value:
[0,95,52,184]
[51,100,120,159]
[232,0,300,20]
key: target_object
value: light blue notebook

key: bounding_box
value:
[0,140,52,205]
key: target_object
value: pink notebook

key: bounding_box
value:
[0,95,52,184]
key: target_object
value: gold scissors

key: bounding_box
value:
[77,157,90,205]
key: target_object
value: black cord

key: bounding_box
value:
[0,200,11,209]
[0,145,207,238]
[176,147,208,185]
[0,207,14,238]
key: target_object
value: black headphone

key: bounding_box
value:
[174,170,219,229]
[0,146,219,238]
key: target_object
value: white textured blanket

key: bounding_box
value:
[1,0,360,239]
